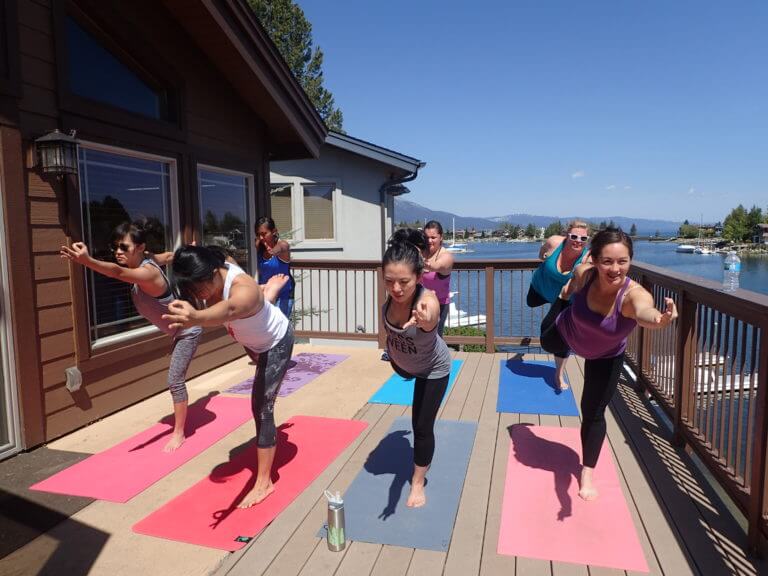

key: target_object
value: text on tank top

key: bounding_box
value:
[555,273,637,359]
[222,262,289,353]
[382,285,452,379]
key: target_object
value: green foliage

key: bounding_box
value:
[678,224,699,238]
[543,220,563,238]
[524,223,538,238]
[443,326,487,352]
[248,0,344,131]
[723,204,752,242]
[629,223,637,236]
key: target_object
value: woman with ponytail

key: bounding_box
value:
[162,244,294,508]
[381,228,453,509]
[61,222,202,452]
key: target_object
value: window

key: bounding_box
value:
[199,167,252,271]
[65,16,170,120]
[269,183,292,238]
[78,146,176,344]
[0,0,7,79]
[302,183,335,240]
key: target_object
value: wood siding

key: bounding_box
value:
[10,0,274,445]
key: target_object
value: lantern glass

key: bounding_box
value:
[35,130,79,176]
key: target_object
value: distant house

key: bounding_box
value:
[269,131,424,261]
[754,223,768,245]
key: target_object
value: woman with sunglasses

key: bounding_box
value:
[527,220,591,390]
[255,217,294,320]
[60,222,202,453]
[540,228,677,501]
[162,245,294,508]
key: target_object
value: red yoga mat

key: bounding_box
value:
[498,425,648,572]
[31,394,253,503]
[132,415,367,551]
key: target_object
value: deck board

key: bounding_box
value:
[215,349,761,576]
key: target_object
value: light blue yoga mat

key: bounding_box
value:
[496,359,580,416]
[319,417,477,551]
[368,359,463,405]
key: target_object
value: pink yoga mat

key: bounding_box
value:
[133,415,367,551]
[498,425,648,572]
[31,395,253,503]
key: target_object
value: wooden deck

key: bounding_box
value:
[216,351,766,576]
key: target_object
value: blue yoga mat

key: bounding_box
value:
[368,359,464,405]
[496,359,580,416]
[319,417,476,551]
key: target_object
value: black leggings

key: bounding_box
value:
[526,284,549,308]
[539,298,624,468]
[412,374,450,467]
[437,303,449,338]
[245,325,295,448]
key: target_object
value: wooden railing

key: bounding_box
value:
[292,257,768,549]
[625,262,768,551]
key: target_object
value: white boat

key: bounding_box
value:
[676,244,696,253]
[446,217,468,253]
[693,246,714,255]
[446,291,486,328]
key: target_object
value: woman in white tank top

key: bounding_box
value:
[162,245,294,509]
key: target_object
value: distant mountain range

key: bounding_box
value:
[394,198,682,236]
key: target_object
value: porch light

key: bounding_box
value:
[35,129,79,176]
[385,183,410,196]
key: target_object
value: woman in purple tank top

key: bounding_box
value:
[421,220,454,337]
[540,228,677,501]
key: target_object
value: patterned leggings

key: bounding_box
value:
[245,325,295,448]
[167,330,201,403]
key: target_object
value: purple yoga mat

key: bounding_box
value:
[224,353,349,396]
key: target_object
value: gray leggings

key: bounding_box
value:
[167,331,201,404]
[245,325,295,448]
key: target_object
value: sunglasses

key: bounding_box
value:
[111,242,133,252]
[569,234,589,242]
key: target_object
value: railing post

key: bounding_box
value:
[376,266,387,349]
[638,273,652,394]
[485,266,495,353]
[748,325,768,553]
[672,291,695,447]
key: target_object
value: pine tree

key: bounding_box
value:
[248,0,344,131]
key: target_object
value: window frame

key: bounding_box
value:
[53,2,185,141]
[0,0,20,98]
[197,164,256,274]
[76,139,181,352]
[269,175,343,249]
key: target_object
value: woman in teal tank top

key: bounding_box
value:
[527,220,591,306]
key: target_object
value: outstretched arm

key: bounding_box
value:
[61,242,160,290]
[624,287,677,329]
[163,274,264,329]
[402,289,441,332]
[425,250,454,275]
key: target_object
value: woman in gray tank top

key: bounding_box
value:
[382,229,453,510]
[61,222,202,453]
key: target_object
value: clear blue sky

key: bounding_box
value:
[297,0,767,223]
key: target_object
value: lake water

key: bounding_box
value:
[455,240,768,295]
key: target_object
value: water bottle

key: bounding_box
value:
[324,490,346,552]
[722,251,741,292]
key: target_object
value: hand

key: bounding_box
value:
[162,300,199,329]
[402,299,432,330]
[60,242,90,264]
[655,297,677,327]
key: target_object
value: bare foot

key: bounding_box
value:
[406,482,426,508]
[237,481,275,508]
[578,467,599,501]
[163,431,186,453]
[557,376,570,391]
[266,273,290,291]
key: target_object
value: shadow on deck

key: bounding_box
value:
[219,351,766,576]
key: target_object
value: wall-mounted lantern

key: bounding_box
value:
[35,129,78,176]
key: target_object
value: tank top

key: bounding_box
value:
[131,259,202,339]
[530,240,589,303]
[556,273,637,359]
[382,285,452,379]
[257,247,294,299]
[420,270,451,304]
[222,262,289,353]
